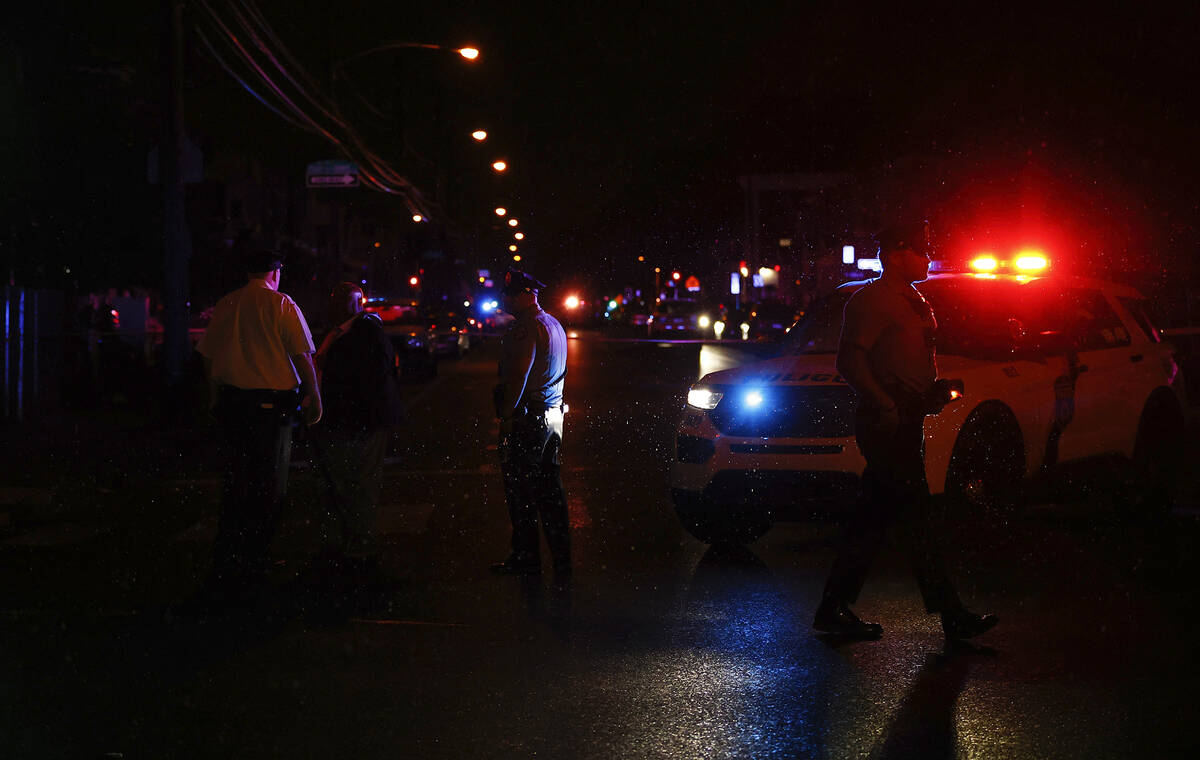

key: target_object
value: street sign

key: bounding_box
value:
[306,159,359,188]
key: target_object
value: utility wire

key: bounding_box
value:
[195,26,313,134]
[195,0,431,213]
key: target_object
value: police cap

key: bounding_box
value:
[244,248,284,274]
[877,223,931,257]
[501,268,547,295]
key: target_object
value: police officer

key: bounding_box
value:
[193,249,322,609]
[491,269,571,576]
[813,226,997,641]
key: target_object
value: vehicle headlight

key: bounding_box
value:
[743,389,765,408]
[686,386,724,410]
[713,320,726,339]
[698,315,711,329]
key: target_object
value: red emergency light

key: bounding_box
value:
[969,255,999,272]
[1014,252,1049,271]
[966,250,1050,274]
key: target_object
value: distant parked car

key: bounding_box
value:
[649,299,720,338]
[368,302,437,380]
[426,308,472,357]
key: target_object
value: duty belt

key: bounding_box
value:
[218,386,300,410]
[514,402,569,422]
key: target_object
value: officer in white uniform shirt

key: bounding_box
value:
[194,249,321,609]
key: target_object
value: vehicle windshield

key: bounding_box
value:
[778,278,1051,359]
[778,290,853,355]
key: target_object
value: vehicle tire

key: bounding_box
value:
[1117,392,1185,522]
[944,404,1025,521]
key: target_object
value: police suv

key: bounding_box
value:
[670,254,1188,544]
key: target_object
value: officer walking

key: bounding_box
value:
[312,282,405,576]
[813,226,997,641]
[193,249,322,610]
[491,269,571,577]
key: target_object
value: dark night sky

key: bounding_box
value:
[4,1,1199,293]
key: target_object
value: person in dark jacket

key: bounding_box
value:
[313,282,405,571]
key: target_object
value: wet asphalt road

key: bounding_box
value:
[2,332,1198,758]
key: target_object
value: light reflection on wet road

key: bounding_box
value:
[0,331,1196,757]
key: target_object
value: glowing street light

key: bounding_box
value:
[509,244,518,252]
[495,207,507,216]
[411,214,424,222]
[508,218,519,227]
[471,130,488,141]
[512,254,522,262]
[409,276,420,286]
[514,232,524,240]
[458,47,480,60]
[492,160,508,172]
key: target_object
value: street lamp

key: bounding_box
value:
[472,130,488,141]
[508,218,519,227]
[514,232,524,240]
[495,207,507,216]
[337,42,481,67]
[491,160,508,173]
[412,214,424,222]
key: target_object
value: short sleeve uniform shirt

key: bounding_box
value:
[839,278,937,395]
[198,280,315,391]
[499,308,567,411]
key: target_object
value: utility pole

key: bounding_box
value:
[161,0,192,409]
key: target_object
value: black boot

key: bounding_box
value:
[813,599,883,638]
[941,608,998,640]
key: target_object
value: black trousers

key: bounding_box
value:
[500,413,570,567]
[821,403,960,614]
[207,388,296,590]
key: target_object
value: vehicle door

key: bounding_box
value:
[1051,287,1134,461]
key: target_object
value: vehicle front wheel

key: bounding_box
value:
[943,406,1025,521]
[672,491,773,545]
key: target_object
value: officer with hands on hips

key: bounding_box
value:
[491,269,571,577]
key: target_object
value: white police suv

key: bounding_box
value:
[671,254,1188,544]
